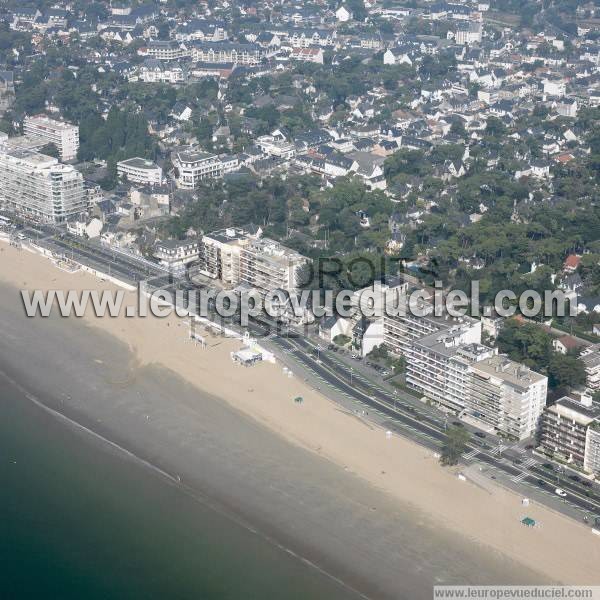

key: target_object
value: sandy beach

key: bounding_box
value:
[2,240,600,596]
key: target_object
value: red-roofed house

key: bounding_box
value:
[552,335,583,354]
[564,254,581,272]
[290,47,324,64]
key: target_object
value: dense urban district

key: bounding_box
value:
[5,0,600,486]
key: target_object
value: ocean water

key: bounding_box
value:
[0,373,358,600]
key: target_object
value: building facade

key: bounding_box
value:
[0,149,86,222]
[117,157,163,185]
[197,228,309,294]
[540,396,600,476]
[153,239,200,270]
[172,148,223,188]
[23,115,79,161]
[469,355,547,440]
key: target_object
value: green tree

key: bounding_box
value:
[39,143,60,159]
[547,354,587,390]
[440,426,471,466]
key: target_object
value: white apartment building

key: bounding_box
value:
[406,330,493,412]
[543,78,566,97]
[585,425,600,476]
[384,288,547,439]
[239,237,309,293]
[136,59,189,84]
[383,293,480,356]
[117,157,163,185]
[256,135,296,159]
[290,47,324,64]
[469,355,547,440]
[153,239,200,270]
[198,228,309,293]
[172,147,223,189]
[199,227,250,284]
[189,42,264,65]
[0,149,86,222]
[580,344,600,390]
[23,115,79,161]
[146,40,189,60]
[540,396,598,470]
[455,22,482,45]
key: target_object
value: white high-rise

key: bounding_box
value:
[0,149,86,222]
[23,115,79,161]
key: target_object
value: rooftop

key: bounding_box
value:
[548,396,600,426]
[471,355,546,389]
[118,157,160,170]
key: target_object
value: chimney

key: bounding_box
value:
[570,389,593,407]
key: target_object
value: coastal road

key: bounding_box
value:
[259,324,600,519]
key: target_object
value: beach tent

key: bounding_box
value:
[521,517,536,527]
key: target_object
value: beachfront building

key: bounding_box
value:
[0,148,86,222]
[584,423,600,476]
[382,295,480,357]
[117,157,163,185]
[580,344,600,390]
[406,329,493,412]
[197,228,309,294]
[540,395,600,475]
[153,238,200,271]
[172,147,223,189]
[468,355,547,440]
[383,290,547,438]
[23,115,79,161]
[197,227,251,284]
[239,237,310,294]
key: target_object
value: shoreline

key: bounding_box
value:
[0,366,371,600]
[2,240,600,592]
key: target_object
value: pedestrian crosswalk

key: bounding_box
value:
[491,444,507,455]
[512,472,528,483]
[464,448,479,460]
[521,457,537,469]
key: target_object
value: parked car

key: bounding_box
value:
[555,488,567,497]
[474,432,486,439]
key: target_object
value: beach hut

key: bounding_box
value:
[521,517,536,527]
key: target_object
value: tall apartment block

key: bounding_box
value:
[197,228,309,293]
[469,355,547,440]
[540,395,600,476]
[0,149,86,222]
[383,291,547,440]
[23,115,79,161]
[405,326,493,412]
